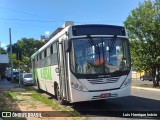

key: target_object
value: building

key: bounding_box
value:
[40,21,74,43]
[49,21,74,39]
[132,71,144,79]
[0,54,8,79]
[40,35,49,43]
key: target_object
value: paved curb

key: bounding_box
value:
[132,86,160,92]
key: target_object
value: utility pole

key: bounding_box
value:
[9,28,13,82]
[17,52,21,87]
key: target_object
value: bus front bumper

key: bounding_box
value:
[70,86,131,103]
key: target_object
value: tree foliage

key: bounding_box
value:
[0,47,7,54]
[124,0,160,86]
[7,38,45,72]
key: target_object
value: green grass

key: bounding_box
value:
[0,86,89,119]
[20,86,84,117]
[6,90,20,99]
[0,94,8,111]
[30,90,80,117]
[0,91,24,120]
[0,90,19,110]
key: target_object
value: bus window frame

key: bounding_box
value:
[69,37,131,79]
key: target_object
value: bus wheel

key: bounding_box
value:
[56,86,65,105]
[37,79,43,93]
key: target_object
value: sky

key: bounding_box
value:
[0,0,147,49]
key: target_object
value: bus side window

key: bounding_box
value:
[46,47,50,66]
[41,51,44,67]
[43,51,45,59]
[47,47,50,57]
[52,42,58,65]
[39,52,42,59]
[33,58,35,69]
[35,55,38,68]
[37,55,38,61]
[38,53,41,67]
[50,44,53,54]
[44,49,47,57]
[53,43,57,53]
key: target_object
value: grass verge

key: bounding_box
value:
[0,86,89,119]
[22,86,81,117]
[6,90,20,99]
[0,90,23,120]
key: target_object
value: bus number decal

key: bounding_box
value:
[40,67,52,80]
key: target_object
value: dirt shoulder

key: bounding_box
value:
[132,78,160,89]
[0,79,87,120]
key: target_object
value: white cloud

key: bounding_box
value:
[45,31,50,35]
[1,43,7,50]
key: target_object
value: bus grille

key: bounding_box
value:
[88,77,119,84]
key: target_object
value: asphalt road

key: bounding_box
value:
[1,79,159,119]
[30,81,160,119]
[68,88,160,119]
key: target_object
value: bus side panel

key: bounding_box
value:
[36,68,45,91]
[36,65,59,95]
[45,65,59,95]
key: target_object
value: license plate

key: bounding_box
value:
[100,93,111,98]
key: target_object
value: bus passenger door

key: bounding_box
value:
[57,40,70,102]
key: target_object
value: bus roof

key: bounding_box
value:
[31,24,126,59]
[31,25,71,59]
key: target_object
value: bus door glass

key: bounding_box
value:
[58,40,69,101]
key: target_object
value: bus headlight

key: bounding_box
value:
[71,82,84,91]
[74,83,78,88]
[79,85,84,91]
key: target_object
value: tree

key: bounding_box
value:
[124,0,160,87]
[7,38,45,72]
[0,47,7,54]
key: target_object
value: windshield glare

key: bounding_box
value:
[70,37,130,74]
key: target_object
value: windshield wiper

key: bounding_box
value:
[87,35,101,68]
[87,35,100,54]
[109,35,117,53]
[107,35,117,63]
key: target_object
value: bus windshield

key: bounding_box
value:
[70,37,130,74]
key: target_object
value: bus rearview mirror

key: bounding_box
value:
[64,40,71,52]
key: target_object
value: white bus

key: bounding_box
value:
[31,22,131,104]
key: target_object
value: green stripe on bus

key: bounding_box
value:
[33,69,38,80]
[40,66,52,80]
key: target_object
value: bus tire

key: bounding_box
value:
[54,82,58,97]
[56,85,66,105]
[37,79,43,93]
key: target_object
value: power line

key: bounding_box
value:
[1,21,56,29]
[0,17,66,23]
[0,6,53,20]
[0,17,123,23]
[0,6,124,24]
